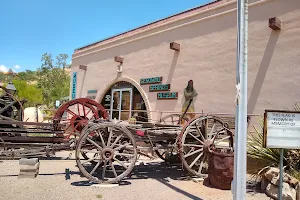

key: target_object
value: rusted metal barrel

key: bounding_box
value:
[208,149,234,190]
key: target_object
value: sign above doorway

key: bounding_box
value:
[157,92,178,100]
[140,77,162,85]
[87,89,97,100]
[149,84,170,92]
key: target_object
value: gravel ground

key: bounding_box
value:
[0,152,270,200]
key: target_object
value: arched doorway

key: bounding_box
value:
[97,78,151,122]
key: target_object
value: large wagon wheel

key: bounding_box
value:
[178,116,234,177]
[75,123,137,184]
[53,98,109,139]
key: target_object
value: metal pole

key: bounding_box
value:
[278,149,284,200]
[233,0,248,199]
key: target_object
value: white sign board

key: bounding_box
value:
[264,110,300,149]
[55,100,61,108]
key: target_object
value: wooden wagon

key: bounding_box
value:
[0,84,235,183]
[74,115,235,184]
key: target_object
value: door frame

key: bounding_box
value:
[110,88,133,120]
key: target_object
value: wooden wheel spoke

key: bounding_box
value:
[64,123,72,131]
[77,103,80,116]
[183,144,203,148]
[110,161,118,178]
[81,155,100,165]
[80,149,99,154]
[90,161,101,175]
[70,122,81,134]
[67,109,83,119]
[95,130,106,147]
[188,132,204,144]
[85,108,92,116]
[114,143,131,151]
[115,153,134,157]
[86,138,103,150]
[90,112,97,120]
[107,128,113,147]
[198,154,207,173]
[102,161,107,180]
[195,124,205,142]
[209,122,216,139]
[214,135,231,145]
[82,103,87,116]
[114,157,128,169]
[110,135,123,149]
[184,148,203,158]
[205,119,208,139]
[189,152,203,168]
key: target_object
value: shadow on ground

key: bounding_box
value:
[0,158,264,199]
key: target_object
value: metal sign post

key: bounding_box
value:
[263,110,300,200]
[233,0,248,199]
[279,149,284,200]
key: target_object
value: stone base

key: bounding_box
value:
[19,158,40,179]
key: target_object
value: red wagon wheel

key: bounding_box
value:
[53,98,109,139]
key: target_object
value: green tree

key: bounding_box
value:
[16,70,37,81]
[12,79,43,108]
[36,53,70,107]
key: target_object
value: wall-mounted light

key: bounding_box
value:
[170,42,180,51]
[114,56,124,63]
[114,56,124,73]
[79,65,87,70]
[269,17,282,30]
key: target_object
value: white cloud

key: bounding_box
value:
[14,65,21,69]
[0,65,9,73]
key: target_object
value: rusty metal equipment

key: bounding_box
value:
[0,84,25,122]
[0,84,108,159]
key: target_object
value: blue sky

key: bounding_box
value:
[0,0,213,72]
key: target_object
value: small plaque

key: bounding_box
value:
[157,92,178,100]
[149,84,170,92]
[140,77,162,85]
[87,90,97,94]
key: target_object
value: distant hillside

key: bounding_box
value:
[0,53,71,108]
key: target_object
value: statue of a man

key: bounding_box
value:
[181,80,198,122]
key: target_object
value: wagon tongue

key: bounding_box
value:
[136,130,145,136]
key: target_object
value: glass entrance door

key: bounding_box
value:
[110,88,133,120]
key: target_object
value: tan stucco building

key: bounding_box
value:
[70,0,300,123]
